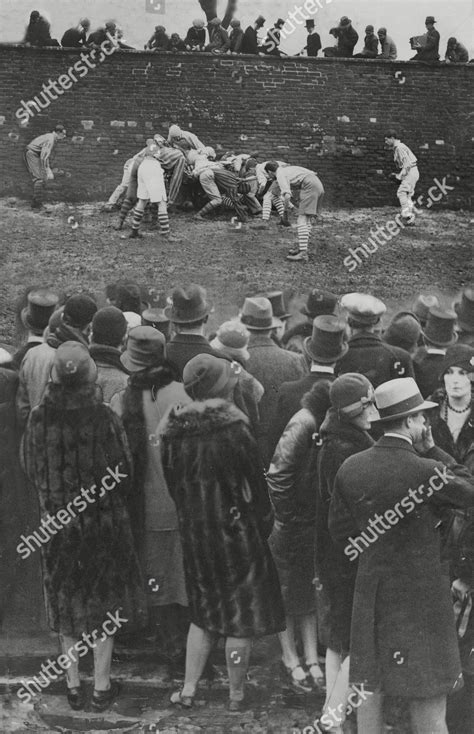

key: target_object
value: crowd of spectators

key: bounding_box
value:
[19,9,472,63]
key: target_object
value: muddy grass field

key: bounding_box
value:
[0,198,472,344]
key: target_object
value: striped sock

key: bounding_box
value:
[274,197,285,217]
[262,196,272,220]
[131,207,144,231]
[119,197,135,225]
[297,224,310,251]
[221,196,234,209]
[158,212,169,234]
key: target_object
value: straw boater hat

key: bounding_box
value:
[373,377,437,422]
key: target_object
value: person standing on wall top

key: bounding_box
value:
[302,19,321,57]
[24,125,67,210]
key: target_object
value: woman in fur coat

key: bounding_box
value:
[160,374,285,711]
[427,345,474,731]
[22,342,146,712]
[316,373,378,734]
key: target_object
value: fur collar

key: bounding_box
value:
[161,398,248,438]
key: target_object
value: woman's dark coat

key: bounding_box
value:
[429,387,474,673]
[160,399,285,638]
[316,408,374,652]
[267,382,332,616]
[23,382,147,636]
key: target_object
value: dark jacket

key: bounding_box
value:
[415,28,440,61]
[413,346,444,398]
[267,386,327,616]
[61,27,87,47]
[270,370,334,453]
[185,26,206,49]
[338,25,359,56]
[337,332,414,388]
[23,383,147,636]
[246,334,307,466]
[230,27,244,53]
[316,409,374,651]
[166,333,230,376]
[160,399,285,637]
[24,17,53,47]
[306,31,322,57]
[329,435,474,696]
[242,26,260,54]
[359,32,378,57]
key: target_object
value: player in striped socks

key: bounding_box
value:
[264,162,325,262]
[129,142,169,238]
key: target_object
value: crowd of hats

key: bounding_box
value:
[4,281,474,400]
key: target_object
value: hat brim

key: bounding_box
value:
[241,316,282,331]
[210,338,250,362]
[163,304,211,323]
[303,337,349,364]
[421,330,458,347]
[372,399,438,423]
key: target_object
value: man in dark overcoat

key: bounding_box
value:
[329,377,474,733]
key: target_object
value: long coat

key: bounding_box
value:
[160,399,285,638]
[267,395,320,616]
[23,383,147,636]
[246,334,307,466]
[329,435,474,697]
[429,388,474,673]
[111,379,190,609]
[337,332,414,388]
[316,409,374,652]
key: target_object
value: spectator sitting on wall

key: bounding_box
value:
[377,27,397,59]
[410,16,440,62]
[184,19,206,51]
[445,37,469,63]
[354,25,378,58]
[302,19,321,57]
[205,18,230,54]
[168,33,187,52]
[229,20,244,54]
[88,21,116,48]
[145,25,169,51]
[23,10,58,47]
[61,18,90,48]
[241,15,265,55]
[263,18,286,56]
[324,17,359,57]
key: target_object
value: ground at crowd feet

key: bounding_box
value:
[0,198,472,342]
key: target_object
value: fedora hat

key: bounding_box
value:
[454,288,474,333]
[374,377,437,422]
[121,326,166,372]
[164,284,211,324]
[301,289,338,318]
[21,289,59,334]
[425,16,437,23]
[240,297,280,331]
[265,290,290,320]
[303,315,348,364]
[412,294,439,326]
[423,307,458,347]
[383,311,421,354]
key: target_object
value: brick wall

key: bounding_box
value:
[1,45,473,208]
